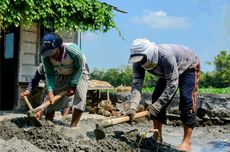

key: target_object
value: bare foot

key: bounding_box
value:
[177,142,191,152]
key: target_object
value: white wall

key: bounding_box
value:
[19,22,40,82]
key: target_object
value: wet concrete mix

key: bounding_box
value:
[0,114,229,152]
[0,115,180,152]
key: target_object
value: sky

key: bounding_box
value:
[81,0,230,72]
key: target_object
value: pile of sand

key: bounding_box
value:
[89,80,113,88]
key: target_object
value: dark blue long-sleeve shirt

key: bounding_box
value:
[26,64,45,92]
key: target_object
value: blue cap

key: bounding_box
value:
[41,33,63,57]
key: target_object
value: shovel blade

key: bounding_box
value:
[27,111,42,127]
[94,124,106,140]
[27,116,42,127]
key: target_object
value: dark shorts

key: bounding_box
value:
[152,60,200,128]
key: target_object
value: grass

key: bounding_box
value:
[198,87,230,94]
[142,87,230,94]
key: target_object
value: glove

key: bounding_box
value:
[126,109,136,122]
[147,102,162,120]
[67,87,75,96]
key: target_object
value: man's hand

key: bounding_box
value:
[147,102,162,119]
[47,91,54,104]
[20,90,30,97]
[67,87,75,96]
[35,110,43,120]
[126,109,136,122]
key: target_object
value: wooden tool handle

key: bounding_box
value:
[23,96,33,110]
[98,111,149,128]
[113,111,148,124]
[30,91,66,114]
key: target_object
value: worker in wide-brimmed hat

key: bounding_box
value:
[127,38,200,151]
[41,32,89,128]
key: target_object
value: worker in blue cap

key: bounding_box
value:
[40,32,89,128]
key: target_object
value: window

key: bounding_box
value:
[5,33,14,59]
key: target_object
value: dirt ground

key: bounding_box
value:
[0,111,229,152]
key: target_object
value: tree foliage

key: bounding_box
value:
[90,66,131,87]
[0,0,117,32]
[212,50,230,87]
[90,65,158,88]
[197,50,230,88]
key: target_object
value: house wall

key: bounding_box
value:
[59,30,78,44]
[17,23,40,110]
[19,22,40,82]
